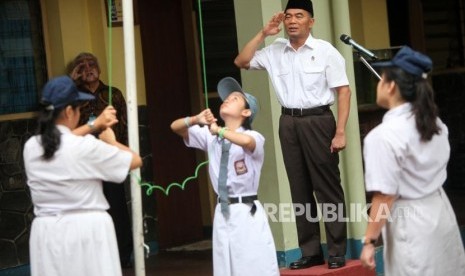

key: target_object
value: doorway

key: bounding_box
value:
[137,0,242,249]
[137,0,206,248]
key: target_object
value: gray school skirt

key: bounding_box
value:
[382,188,465,276]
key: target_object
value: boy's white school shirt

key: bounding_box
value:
[185,125,265,197]
[185,125,279,276]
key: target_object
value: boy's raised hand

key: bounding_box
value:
[196,108,217,125]
[209,122,220,136]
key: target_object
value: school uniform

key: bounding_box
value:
[23,125,132,276]
[186,125,279,276]
[249,34,349,258]
[364,103,465,276]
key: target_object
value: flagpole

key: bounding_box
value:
[121,0,145,275]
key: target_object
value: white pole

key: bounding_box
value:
[121,0,145,275]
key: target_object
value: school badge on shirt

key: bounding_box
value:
[234,159,248,175]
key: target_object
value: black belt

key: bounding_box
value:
[281,105,329,117]
[218,195,258,215]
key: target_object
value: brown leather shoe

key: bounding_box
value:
[289,255,325,269]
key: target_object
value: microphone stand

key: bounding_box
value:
[357,52,381,80]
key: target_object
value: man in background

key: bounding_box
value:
[69,52,133,268]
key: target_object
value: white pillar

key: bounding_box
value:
[122,0,145,275]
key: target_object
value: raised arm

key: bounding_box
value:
[99,127,142,170]
[170,109,217,140]
[209,123,256,153]
[234,12,285,69]
[73,105,118,136]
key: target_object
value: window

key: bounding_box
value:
[0,0,47,115]
[423,0,465,69]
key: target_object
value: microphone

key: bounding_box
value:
[340,34,378,60]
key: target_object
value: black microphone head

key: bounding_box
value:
[340,34,351,44]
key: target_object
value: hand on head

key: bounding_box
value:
[263,12,285,36]
[70,62,85,81]
[94,106,118,131]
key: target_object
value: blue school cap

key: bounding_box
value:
[217,77,258,124]
[372,46,432,79]
[41,76,94,109]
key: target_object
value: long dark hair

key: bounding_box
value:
[382,67,440,141]
[36,102,80,160]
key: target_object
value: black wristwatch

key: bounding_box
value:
[362,236,377,246]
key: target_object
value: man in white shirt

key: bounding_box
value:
[235,0,351,269]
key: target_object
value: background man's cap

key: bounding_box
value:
[41,76,95,109]
[372,46,432,78]
[217,77,258,123]
[285,0,314,16]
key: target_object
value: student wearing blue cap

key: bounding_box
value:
[235,0,350,269]
[69,52,134,268]
[171,77,279,276]
[23,76,142,276]
[360,46,465,275]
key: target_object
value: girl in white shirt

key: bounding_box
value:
[24,76,142,276]
[171,77,279,276]
[359,47,465,275]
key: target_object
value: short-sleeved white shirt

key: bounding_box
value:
[363,103,450,199]
[24,125,132,216]
[185,125,265,197]
[249,35,349,108]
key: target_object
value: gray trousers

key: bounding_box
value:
[279,109,347,257]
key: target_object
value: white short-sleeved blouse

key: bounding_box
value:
[24,125,132,216]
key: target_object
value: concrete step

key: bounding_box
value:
[280,259,375,276]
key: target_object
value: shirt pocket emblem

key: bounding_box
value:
[234,159,248,175]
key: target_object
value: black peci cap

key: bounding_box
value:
[285,0,314,17]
